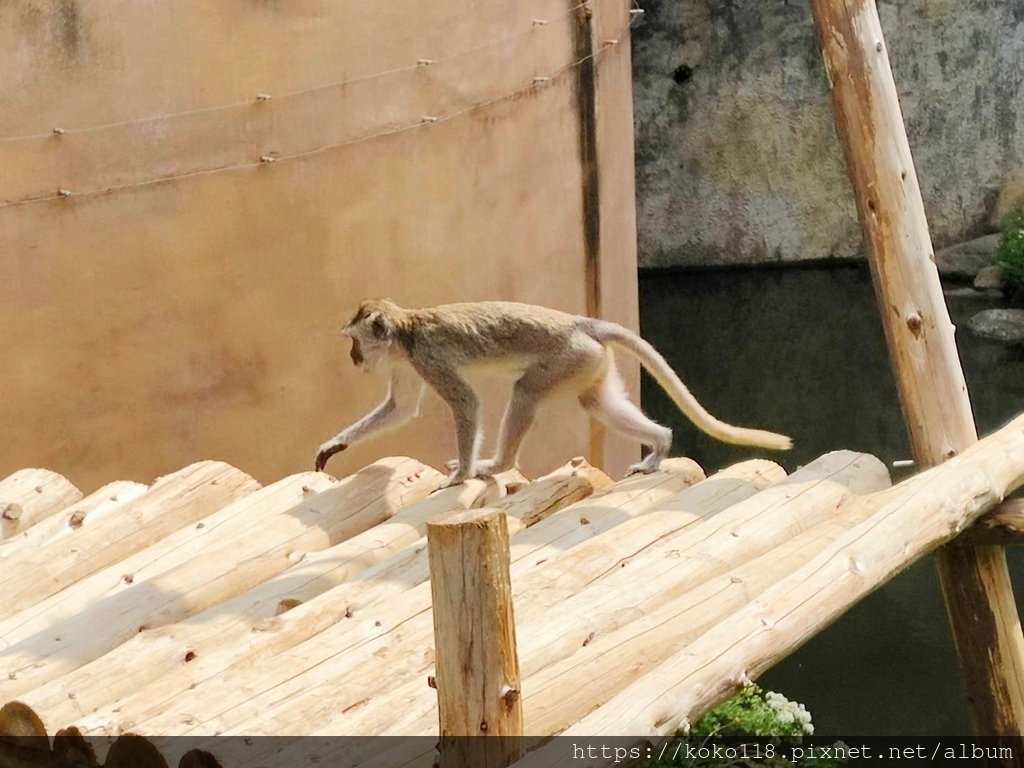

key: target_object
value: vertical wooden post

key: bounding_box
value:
[427,508,523,768]
[808,0,1024,749]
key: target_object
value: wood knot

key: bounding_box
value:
[427,675,437,689]
[275,598,302,616]
[1,503,22,521]
[502,685,521,707]
[479,721,488,732]
[184,650,197,663]
[906,312,923,337]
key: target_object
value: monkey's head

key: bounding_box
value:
[341,298,403,373]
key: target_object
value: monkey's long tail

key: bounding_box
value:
[585,320,792,450]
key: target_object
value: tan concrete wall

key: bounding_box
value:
[0,0,639,491]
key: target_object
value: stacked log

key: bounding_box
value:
[0,461,260,621]
[113,459,800,766]
[1,470,347,696]
[21,460,616,731]
[0,481,148,559]
[512,414,1024,768]
[248,454,883,768]
[0,468,82,540]
[54,461,697,749]
[2,415,1020,768]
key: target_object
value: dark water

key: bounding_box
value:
[639,264,1024,736]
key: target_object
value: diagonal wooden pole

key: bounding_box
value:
[808,0,1024,751]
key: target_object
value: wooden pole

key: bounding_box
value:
[427,508,523,768]
[808,0,1024,746]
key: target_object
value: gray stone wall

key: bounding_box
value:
[632,0,1024,269]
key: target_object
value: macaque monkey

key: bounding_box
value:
[315,299,791,487]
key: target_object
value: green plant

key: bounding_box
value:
[996,207,1024,288]
[635,685,846,768]
[689,685,813,741]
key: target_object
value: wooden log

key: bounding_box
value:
[0,461,259,621]
[184,454,888,768]
[428,509,522,766]
[163,456,875,745]
[82,463,702,741]
[315,453,883,746]
[809,0,1024,742]
[0,469,82,540]
[14,457,443,720]
[0,481,147,559]
[27,463,591,731]
[375,480,901,768]
[511,414,1024,768]
[0,470,348,697]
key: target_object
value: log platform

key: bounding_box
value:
[1,413,1023,768]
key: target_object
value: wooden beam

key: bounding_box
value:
[428,508,523,767]
[808,0,1024,745]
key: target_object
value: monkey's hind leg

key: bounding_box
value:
[579,363,672,476]
[482,347,607,475]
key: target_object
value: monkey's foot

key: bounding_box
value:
[445,457,511,475]
[625,455,662,477]
[473,458,512,475]
[434,465,496,492]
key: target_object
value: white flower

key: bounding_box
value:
[764,690,815,735]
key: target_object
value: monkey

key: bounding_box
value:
[314,299,791,487]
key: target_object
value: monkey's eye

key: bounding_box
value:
[371,315,388,340]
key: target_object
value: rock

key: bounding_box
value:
[935,234,1001,280]
[968,309,1024,344]
[991,174,1024,229]
[974,264,1007,291]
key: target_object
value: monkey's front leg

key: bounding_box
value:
[314,370,423,472]
[416,364,483,489]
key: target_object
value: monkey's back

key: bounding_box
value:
[400,301,583,365]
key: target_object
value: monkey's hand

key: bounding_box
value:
[314,440,348,472]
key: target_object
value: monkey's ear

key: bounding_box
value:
[369,312,394,341]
